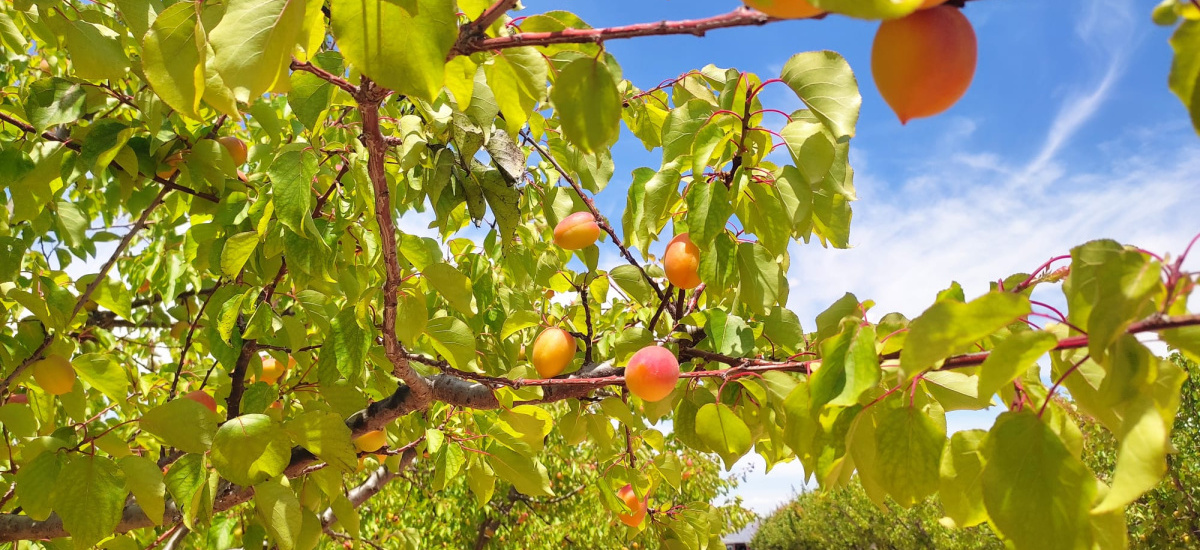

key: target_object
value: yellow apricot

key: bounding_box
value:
[625,346,680,402]
[353,430,387,453]
[872,6,977,123]
[218,136,248,166]
[553,212,601,250]
[663,233,701,290]
[531,328,576,378]
[32,355,76,396]
[257,355,293,385]
[156,151,185,180]
[616,484,647,527]
[743,0,823,18]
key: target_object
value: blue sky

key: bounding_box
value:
[515,0,1200,515]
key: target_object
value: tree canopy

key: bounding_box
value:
[1,0,1199,549]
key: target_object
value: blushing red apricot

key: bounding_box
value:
[872,6,977,123]
[920,0,948,7]
[625,346,680,402]
[6,393,28,405]
[743,0,823,18]
[663,233,701,290]
[553,212,601,250]
[184,390,218,414]
[616,484,647,527]
[354,430,387,453]
[218,136,248,166]
[531,328,576,378]
[32,355,76,396]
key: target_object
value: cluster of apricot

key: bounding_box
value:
[181,353,290,415]
[746,0,978,123]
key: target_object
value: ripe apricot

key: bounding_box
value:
[184,390,218,414]
[663,233,701,290]
[157,151,185,180]
[920,0,948,7]
[354,430,387,453]
[553,212,601,250]
[625,346,680,402]
[531,328,576,378]
[257,355,292,385]
[743,0,823,18]
[32,355,76,396]
[170,321,190,339]
[6,393,28,405]
[872,6,977,123]
[218,136,248,166]
[616,484,647,527]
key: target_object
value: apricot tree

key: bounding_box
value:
[1,0,1199,549]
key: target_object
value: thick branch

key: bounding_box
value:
[289,59,357,95]
[451,0,521,58]
[319,450,416,528]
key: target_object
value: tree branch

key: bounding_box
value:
[319,450,416,529]
[290,59,357,95]
[523,134,665,301]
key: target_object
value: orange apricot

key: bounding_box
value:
[218,136,248,166]
[663,233,701,290]
[32,355,76,396]
[184,390,218,414]
[920,0,948,7]
[257,355,292,385]
[743,0,823,18]
[625,346,680,402]
[354,430,387,453]
[531,328,576,378]
[616,484,647,527]
[871,6,977,123]
[156,151,185,180]
[553,212,601,250]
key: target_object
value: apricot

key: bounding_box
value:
[184,390,218,414]
[257,355,292,385]
[156,151,185,180]
[663,233,701,290]
[920,0,948,7]
[218,136,248,166]
[531,328,576,378]
[32,355,76,396]
[616,484,647,527]
[266,400,284,421]
[553,212,601,250]
[625,346,680,402]
[743,0,823,19]
[169,321,190,339]
[872,6,977,123]
[6,393,28,405]
[354,430,387,453]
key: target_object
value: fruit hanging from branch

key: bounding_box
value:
[31,355,75,396]
[625,346,681,402]
[532,327,577,378]
[663,233,702,290]
[553,211,602,250]
[871,5,978,123]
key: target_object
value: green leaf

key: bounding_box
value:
[208,0,305,102]
[977,330,1058,398]
[269,146,318,236]
[332,0,455,101]
[703,310,753,356]
[221,231,260,278]
[939,429,988,528]
[982,412,1097,550]
[25,78,87,132]
[396,291,428,346]
[53,455,128,550]
[284,411,357,473]
[73,353,130,403]
[696,403,752,469]
[140,398,219,454]
[810,320,879,408]
[900,292,1030,377]
[874,403,945,507]
[63,20,129,82]
[551,57,622,152]
[490,405,554,455]
[119,456,166,526]
[477,168,521,245]
[610,265,654,306]
[1162,324,1200,364]
[15,450,64,521]
[79,120,133,173]
[211,414,293,487]
[684,180,732,250]
[736,242,788,316]
[622,168,680,253]
[165,454,208,530]
[661,100,715,172]
[501,310,541,340]
[1169,21,1200,134]
[255,477,302,550]
[1086,248,1163,361]
[779,51,861,141]
[0,403,37,438]
[487,46,548,135]
[287,53,340,131]
[467,458,496,506]
[328,306,370,380]
[486,443,554,497]
[1093,396,1170,514]
[424,316,477,371]
[779,118,837,183]
[424,263,478,316]
[141,2,206,118]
